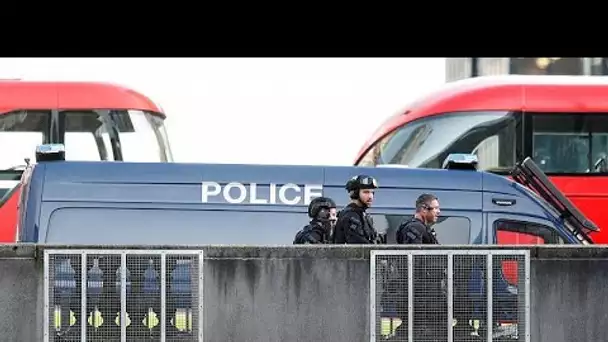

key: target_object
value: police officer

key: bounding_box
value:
[396,193,440,244]
[332,175,382,244]
[293,197,337,244]
[395,193,445,340]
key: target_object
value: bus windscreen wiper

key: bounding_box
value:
[511,157,598,243]
[94,109,123,161]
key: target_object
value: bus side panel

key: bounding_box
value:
[0,187,20,242]
[549,176,608,243]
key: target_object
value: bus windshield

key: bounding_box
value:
[0,109,172,170]
[359,110,608,175]
[358,111,519,171]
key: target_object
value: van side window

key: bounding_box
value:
[44,208,306,244]
[433,217,471,244]
[494,219,564,244]
[373,215,471,244]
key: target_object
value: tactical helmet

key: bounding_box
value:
[308,197,336,220]
[345,174,378,199]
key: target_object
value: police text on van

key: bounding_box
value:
[201,181,323,205]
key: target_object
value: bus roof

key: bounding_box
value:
[0,80,163,115]
[358,75,608,160]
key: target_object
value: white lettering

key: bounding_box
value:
[201,181,221,202]
[249,183,268,204]
[223,182,247,204]
[200,181,324,205]
[278,183,301,205]
[269,183,277,204]
[304,184,323,205]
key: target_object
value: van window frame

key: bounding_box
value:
[489,214,568,244]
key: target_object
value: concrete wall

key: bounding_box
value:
[0,245,41,342]
[530,247,608,342]
[1,244,608,342]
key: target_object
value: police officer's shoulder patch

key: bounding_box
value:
[345,215,362,234]
[347,214,362,224]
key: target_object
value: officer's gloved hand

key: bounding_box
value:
[376,233,387,244]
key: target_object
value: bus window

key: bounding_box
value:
[0,109,172,166]
[532,113,608,173]
[358,111,520,171]
[510,58,583,75]
[64,131,110,161]
[0,110,49,170]
[62,110,171,162]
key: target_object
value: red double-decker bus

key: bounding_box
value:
[0,80,173,242]
[355,75,608,243]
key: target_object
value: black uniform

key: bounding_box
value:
[396,216,439,244]
[332,203,380,244]
[393,216,445,340]
[332,174,382,244]
[293,220,330,244]
[293,196,336,245]
[397,216,477,337]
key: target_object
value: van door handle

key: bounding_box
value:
[492,198,516,206]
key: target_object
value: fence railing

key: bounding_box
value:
[43,249,204,342]
[41,247,532,342]
[370,249,530,342]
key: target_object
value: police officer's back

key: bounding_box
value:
[293,197,337,244]
[332,174,382,244]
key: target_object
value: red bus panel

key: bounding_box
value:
[356,75,608,243]
[0,80,170,243]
